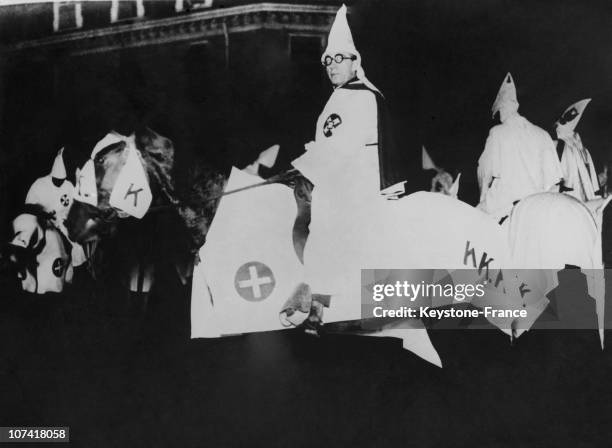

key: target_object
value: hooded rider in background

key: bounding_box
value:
[25,148,86,267]
[477,73,563,224]
[554,99,601,202]
[7,149,84,294]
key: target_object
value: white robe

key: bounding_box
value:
[26,175,86,266]
[26,176,74,229]
[557,132,600,202]
[292,84,381,296]
[477,114,563,222]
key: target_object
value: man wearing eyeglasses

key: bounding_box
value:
[290,5,411,334]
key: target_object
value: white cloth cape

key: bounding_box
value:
[26,175,74,228]
[558,133,600,202]
[10,214,74,294]
[292,84,379,295]
[477,114,563,222]
[26,175,86,266]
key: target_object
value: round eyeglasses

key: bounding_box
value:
[322,54,357,67]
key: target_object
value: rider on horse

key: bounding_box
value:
[554,98,602,202]
[476,73,564,224]
[25,148,86,267]
[290,5,415,334]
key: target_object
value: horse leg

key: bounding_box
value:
[128,261,155,316]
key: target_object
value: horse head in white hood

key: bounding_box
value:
[555,98,591,140]
[492,72,519,123]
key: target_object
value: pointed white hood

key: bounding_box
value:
[73,131,129,208]
[492,72,519,118]
[91,131,128,158]
[50,147,67,179]
[556,98,591,140]
[322,4,380,93]
[75,131,152,219]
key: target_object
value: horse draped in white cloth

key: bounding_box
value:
[504,192,608,344]
[6,204,75,294]
[65,128,227,304]
[193,168,607,367]
[322,192,603,343]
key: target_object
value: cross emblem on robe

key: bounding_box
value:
[234,262,275,301]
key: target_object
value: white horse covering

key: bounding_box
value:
[504,193,605,345]
[191,169,606,367]
[10,213,74,294]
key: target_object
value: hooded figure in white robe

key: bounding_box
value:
[291,4,393,299]
[26,148,73,228]
[289,7,441,364]
[554,98,600,202]
[477,73,563,223]
[25,148,86,266]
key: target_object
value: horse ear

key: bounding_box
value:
[449,172,461,198]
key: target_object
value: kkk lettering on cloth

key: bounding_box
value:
[109,143,152,218]
[74,132,153,219]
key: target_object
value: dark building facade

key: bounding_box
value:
[4,0,612,230]
[0,0,341,230]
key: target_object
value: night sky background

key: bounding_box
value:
[3,3,612,446]
[352,0,612,198]
[2,0,612,221]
